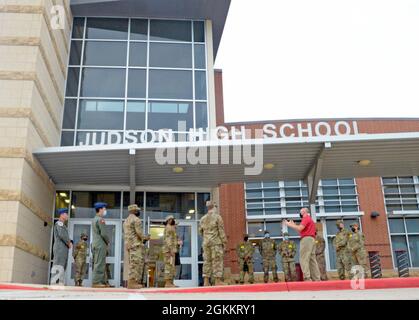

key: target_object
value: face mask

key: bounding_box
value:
[284,237,289,241]
[264,233,270,239]
[82,237,88,241]
[170,220,176,226]
[351,228,356,232]
[135,211,140,217]
[102,210,107,217]
[244,237,249,242]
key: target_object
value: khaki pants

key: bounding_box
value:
[300,237,321,281]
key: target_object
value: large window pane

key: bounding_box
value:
[391,235,409,267]
[66,67,80,97]
[389,218,405,234]
[78,100,124,130]
[265,222,281,237]
[72,17,85,39]
[150,20,191,42]
[406,218,419,233]
[149,43,192,68]
[194,44,206,69]
[81,68,125,97]
[328,237,337,269]
[69,41,82,65]
[126,101,146,130]
[71,191,121,219]
[248,222,264,238]
[193,21,205,42]
[195,102,208,129]
[62,99,77,129]
[146,192,195,220]
[195,71,207,100]
[408,235,419,267]
[149,70,192,99]
[122,192,144,219]
[131,19,148,40]
[128,69,146,98]
[60,131,74,146]
[86,18,128,40]
[129,42,147,67]
[148,101,193,131]
[84,41,127,66]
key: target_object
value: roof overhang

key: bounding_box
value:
[33,132,419,189]
[70,0,231,57]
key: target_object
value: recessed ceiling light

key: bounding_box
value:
[59,193,67,198]
[64,199,70,204]
[358,160,371,167]
[189,209,195,214]
[185,215,192,220]
[173,167,184,173]
[264,163,275,170]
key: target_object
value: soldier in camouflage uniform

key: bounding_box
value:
[163,215,181,288]
[92,202,110,288]
[73,233,88,286]
[199,201,228,286]
[237,234,255,284]
[259,231,279,283]
[315,231,328,281]
[278,232,297,282]
[348,222,370,278]
[123,204,150,289]
[333,220,352,280]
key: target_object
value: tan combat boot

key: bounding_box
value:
[92,283,107,288]
[127,280,143,289]
[203,277,210,287]
[164,280,176,288]
[214,277,228,286]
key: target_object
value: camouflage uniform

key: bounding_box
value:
[348,226,369,278]
[315,234,328,281]
[123,208,147,286]
[278,239,297,282]
[199,203,227,283]
[163,220,178,282]
[237,240,255,284]
[73,235,88,286]
[333,221,352,280]
[259,237,279,283]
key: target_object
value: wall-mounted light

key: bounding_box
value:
[371,211,380,218]
[357,159,371,167]
[173,167,184,173]
[264,163,275,170]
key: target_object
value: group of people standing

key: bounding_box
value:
[51,202,369,288]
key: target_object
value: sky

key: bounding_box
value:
[214,0,419,123]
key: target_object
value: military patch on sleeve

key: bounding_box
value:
[57,221,64,227]
[315,240,319,244]
[349,234,352,238]
[288,245,293,248]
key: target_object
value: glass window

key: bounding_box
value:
[65,67,80,97]
[246,182,262,189]
[149,70,193,100]
[399,177,414,184]
[263,181,279,188]
[146,192,195,220]
[62,99,77,129]
[408,235,419,267]
[55,191,70,218]
[194,44,206,69]
[126,101,146,130]
[195,102,208,129]
[391,235,409,267]
[383,177,398,184]
[264,189,279,198]
[122,192,144,219]
[83,41,127,66]
[247,222,265,238]
[195,71,207,100]
[150,43,192,68]
[129,42,147,67]
[265,222,281,237]
[150,20,192,42]
[406,218,419,233]
[86,18,128,40]
[128,69,147,98]
[71,191,121,219]
[389,218,406,234]
[246,190,262,199]
[328,237,337,269]
[81,68,125,97]
[69,41,82,65]
[338,178,355,185]
[130,19,148,41]
[72,17,85,39]
[193,21,205,43]
[60,131,74,146]
[78,100,124,130]
[148,101,193,131]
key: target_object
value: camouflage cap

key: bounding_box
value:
[80,233,88,238]
[128,204,140,212]
[350,222,359,228]
[165,215,175,222]
[283,232,289,236]
[336,219,344,226]
[206,200,214,207]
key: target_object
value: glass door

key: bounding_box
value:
[68,219,121,287]
[175,221,198,287]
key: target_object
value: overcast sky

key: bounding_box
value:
[214,0,419,123]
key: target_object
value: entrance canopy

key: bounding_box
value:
[34,132,419,192]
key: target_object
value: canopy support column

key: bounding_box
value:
[305,142,331,222]
[129,149,136,204]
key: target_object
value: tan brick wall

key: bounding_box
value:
[0,0,71,284]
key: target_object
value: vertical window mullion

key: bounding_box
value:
[123,19,131,143]
[145,19,151,131]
